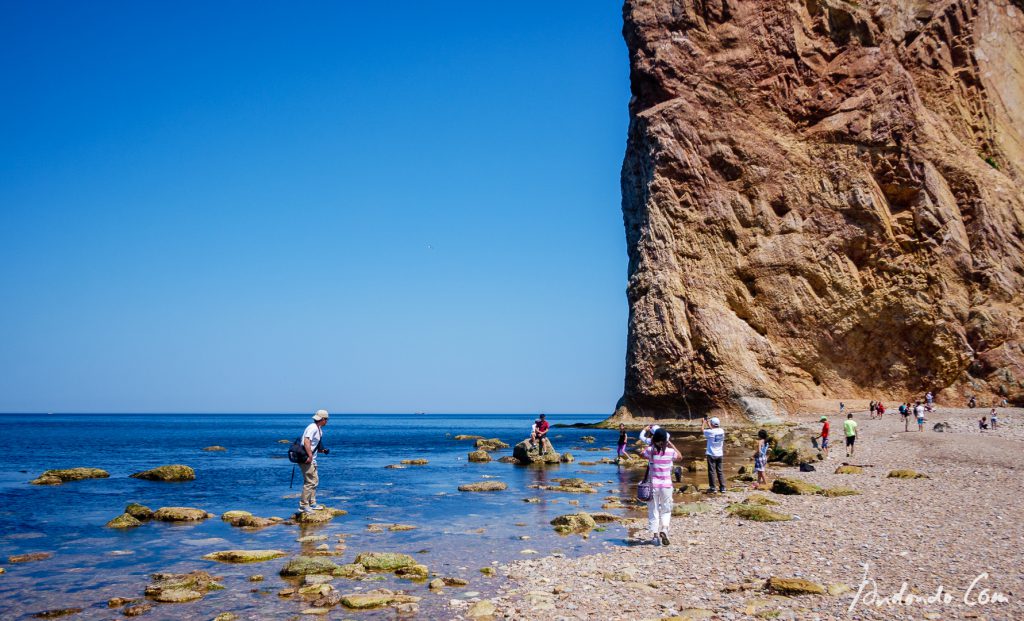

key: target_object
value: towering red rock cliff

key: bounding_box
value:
[617,0,1024,421]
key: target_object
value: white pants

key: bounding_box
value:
[648,487,673,534]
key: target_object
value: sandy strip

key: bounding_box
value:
[450,408,1024,620]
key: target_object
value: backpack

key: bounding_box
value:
[287,437,307,464]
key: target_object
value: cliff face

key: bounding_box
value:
[618,0,1024,421]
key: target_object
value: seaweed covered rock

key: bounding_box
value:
[30,468,109,485]
[280,556,341,577]
[130,465,195,482]
[474,438,509,451]
[202,550,286,563]
[467,450,491,463]
[294,507,347,524]
[144,571,224,603]
[340,589,420,610]
[764,576,826,596]
[125,503,153,520]
[106,513,143,529]
[512,438,561,464]
[819,487,861,497]
[152,507,213,522]
[458,481,507,492]
[771,478,821,496]
[888,469,928,479]
[550,512,597,534]
[834,465,863,475]
[726,504,792,522]
[355,552,416,572]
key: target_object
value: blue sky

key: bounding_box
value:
[0,1,629,413]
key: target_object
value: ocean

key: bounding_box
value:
[0,413,737,619]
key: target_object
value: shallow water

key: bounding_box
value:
[0,413,743,619]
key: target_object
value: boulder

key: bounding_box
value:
[145,571,224,602]
[512,438,561,464]
[30,467,110,485]
[334,563,366,579]
[33,609,84,618]
[395,564,429,580]
[458,481,507,492]
[340,589,419,610]
[770,430,821,465]
[685,460,707,472]
[107,598,135,608]
[742,494,779,506]
[560,453,574,463]
[400,459,428,465]
[475,438,509,451]
[279,556,341,577]
[221,510,276,528]
[125,503,153,520]
[355,552,416,571]
[152,507,212,522]
[467,600,497,619]
[106,513,142,529]
[771,478,821,496]
[726,504,792,522]
[468,450,492,463]
[581,436,596,443]
[202,446,227,451]
[550,512,597,533]
[8,552,51,563]
[497,456,519,464]
[130,465,195,482]
[888,469,929,479]
[834,465,863,475]
[933,422,951,432]
[122,603,153,617]
[764,576,826,595]
[202,550,287,563]
[479,567,497,577]
[453,435,484,441]
[294,507,347,524]
[819,487,861,497]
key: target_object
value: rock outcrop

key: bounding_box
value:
[617,0,1024,422]
[511,438,561,464]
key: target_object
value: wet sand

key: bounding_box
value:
[457,408,1024,620]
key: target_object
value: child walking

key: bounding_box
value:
[642,428,681,546]
[753,429,769,489]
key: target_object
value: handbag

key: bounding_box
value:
[636,465,653,501]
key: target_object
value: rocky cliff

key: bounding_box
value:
[617,0,1024,422]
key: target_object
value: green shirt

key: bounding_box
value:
[844,419,858,437]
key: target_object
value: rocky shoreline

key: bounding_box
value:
[453,408,1024,620]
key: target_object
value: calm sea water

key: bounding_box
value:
[0,413,733,619]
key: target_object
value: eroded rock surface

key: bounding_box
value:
[617,0,1024,422]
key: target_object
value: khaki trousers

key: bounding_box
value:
[299,461,319,508]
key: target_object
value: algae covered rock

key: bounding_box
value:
[333,563,367,579]
[671,502,713,516]
[764,576,826,595]
[468,450,492,463]
[107,513,143,529]
[30,467,110,485]
[33,608,84,618]
[560,452,574,463]
[475,438,509,451]
[294,507,346,524]
[458,481,507,492]
[221,510,276,528]
[834,465,863,475]
[742,494,779,506]
[685,460,707,472]
[512,438,561,464]
[152,507,212,522]
[145,570,224,602]
[340,589,419,610]
[819,487,861,497]
[130,465,195,482]
[202,550,286,563]
[467,600,497,618]
[726,504,792,522]
[771,478,821,496]
[9,552,51,563]
[279,556,341,576]
[125,503,153,520]
[888,469,928,479]
[355,552,416,571]
[395,564,429,580]
[400,459,428,465]
[454,435,484,441]
[550,512,597,534]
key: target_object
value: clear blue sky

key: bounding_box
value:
[0,1,629,413]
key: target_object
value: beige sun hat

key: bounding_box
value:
[312,409,329,421]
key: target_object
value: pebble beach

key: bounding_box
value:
[459,407,1024,621]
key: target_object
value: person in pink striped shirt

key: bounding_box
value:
[641,428,683,546]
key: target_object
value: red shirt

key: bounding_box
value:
[821,421,830,438]
[536,420,549,433]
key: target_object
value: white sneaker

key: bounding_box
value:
[298,506,312,514]
[309,504,325,511]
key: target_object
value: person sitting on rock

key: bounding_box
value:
[529,414,550,454]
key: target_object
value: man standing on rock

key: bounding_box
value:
[299,410,330,514]
[702,416,726,493]
[843,413,858,458]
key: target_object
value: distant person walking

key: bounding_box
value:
[926,391,934,407]
[839,402,846,415]
[900,403,910,432]
[915,401,926,432]
[815,416,830,459]
[529,414,550,454]
[843,413,858,458]
[702,416,726,493]
[753,429,769,489]
[990,408,998,430]
[616,424,630,462]
[869,401,877,419]
[298,410,330,514]
[642,428,681,546]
